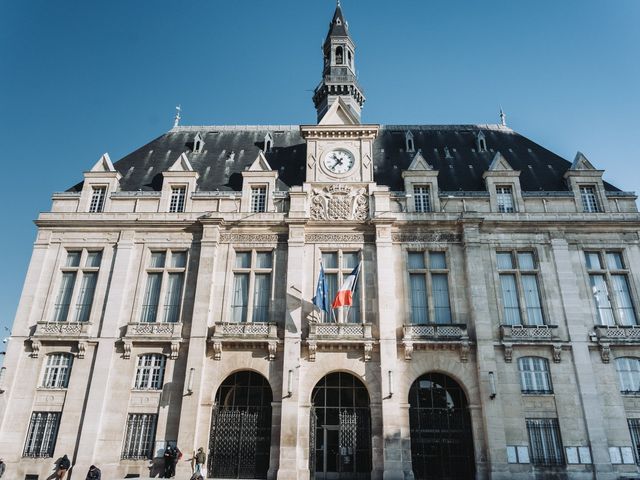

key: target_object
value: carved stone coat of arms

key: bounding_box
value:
[310,184,369,221]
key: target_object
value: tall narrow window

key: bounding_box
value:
[140,250,187,323]
[518,357,553,394]
[335,46,344,64]
[405,131,415,153]
[616,357,640,394]
[231,250,273,323]
[526,418,564,466]
[134,354,166,390]
[23,412,61,458]
[169,186,186,213]
[53,250,102,322]
[497,251,544,325]
[121,413,158,459]
[414,186,431,213]
[41,353,73,389]
[251,186,267,213]
[496,186,515,213]
[322,250,362,323]
[89,186,107,213]
[580,186,600,213]
[407,251,452,324]
[628,419,640,464]
[586,251,637,326]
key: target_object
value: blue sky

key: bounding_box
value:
[0,0,639,340]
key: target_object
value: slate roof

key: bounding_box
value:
[326,4,349,40]
[69,124,620,193]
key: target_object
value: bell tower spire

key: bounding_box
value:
[312,1,366,124]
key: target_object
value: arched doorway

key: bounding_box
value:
[408,373,475,480]
[208,371,272,479]
[310,372,372,480]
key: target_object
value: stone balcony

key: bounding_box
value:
[30,321,93,358]
[402,324,470,362]
[499,324,561,362]
[590,325,640,363]
[122,322,183,359]
[211,322,279,361]
[306,322,374,362]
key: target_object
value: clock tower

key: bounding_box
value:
[299,3,380,221]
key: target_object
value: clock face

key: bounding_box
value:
[323,149,355,174]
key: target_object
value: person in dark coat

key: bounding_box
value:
[163,446,174,478]
[85,465,101,480]
[56,455,71,479]
[0,458,6,478]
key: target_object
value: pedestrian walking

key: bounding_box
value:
[56,454,71,479]
[193,447,206,476]
[85,464,101,480]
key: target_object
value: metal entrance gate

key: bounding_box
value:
[208,372,272,479]
[409,373,475,480]
[310,372,372,480]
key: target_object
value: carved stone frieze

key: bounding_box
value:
[305,233,372,244]
[220,233,284,244]
[392,232,461,243]
[310,185,369,221]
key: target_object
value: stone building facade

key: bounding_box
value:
[1,4,640,480]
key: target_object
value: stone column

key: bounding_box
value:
[73,229,136,474]
[550,237,614,479]
[461,220,509,479]
[277,221,306,480]
[374,221,407,480]
[176,222,221,477]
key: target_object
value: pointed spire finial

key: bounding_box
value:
[499,107,506,127]
[337,0,341,7]
[173,104,181,128]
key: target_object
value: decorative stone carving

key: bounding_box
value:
[220,233,284,244]
[364,342,373,362]
[78,342,86,359]
[123,340,132,359]
[460,340,470,363]
[552,344,562,363]
[305,233,371,244]
[308,341,317,362]
[600,343,611,363]
[31,339,41,358]
[503,343,513,362]
[170,341,180,360]
[392,232,461,243]
[404,342,414,361]
[310,185,369,221]
[268,342,277,361]
[213,341,222,361]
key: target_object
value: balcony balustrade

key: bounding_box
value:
[211,322,278,361]
[499,324,561,363]
[591,325,640,363]
[30,321,93,358]
[307,322,374,362]
[122,322,183,360]
[402,323,470,362]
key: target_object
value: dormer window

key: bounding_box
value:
[405,131,415,153]
[89,186,107,213]
[169,186,186,213]
[414,186,431,213]
[264,132,273,153]
[251,186,267,213]
[496,186,515,213]
[477,131,487,152]
[192,132,205,154]
[335,46,344,65]
[580,186,600,213]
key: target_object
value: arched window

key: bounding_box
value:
[518,357,552,394]
[264,132,273,153]
[477,131,487,152]
[134,354,166,390]
[335,46,344,65]
[42,353,73,388]
[616,357,640,394]
[405,131,415,153]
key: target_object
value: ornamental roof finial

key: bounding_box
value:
[173,105,181,128]
[499,107,507,127]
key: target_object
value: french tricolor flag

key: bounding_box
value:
[331,262,361,309]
